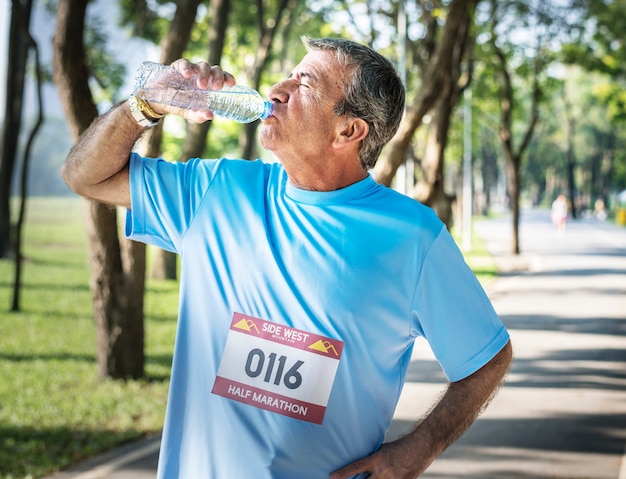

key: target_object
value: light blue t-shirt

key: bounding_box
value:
[126,154,509,479]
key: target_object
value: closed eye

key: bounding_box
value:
[288,70,315,88]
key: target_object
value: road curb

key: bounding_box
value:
[43,433,161,479]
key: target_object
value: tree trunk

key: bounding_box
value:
[565,118,577,219]
[479,134,498,215]
[490,0,541,256]
[240,0,294,161]
[83,201,143,378]
[150,0,224,280]
[560,85,578,218]
[12,3,43,312]
[412,2,471,226]
[53,0,144,379]
[413,97,454,225]
[0,0,33,259]
[373,0,478,187]
[504,153,521,254]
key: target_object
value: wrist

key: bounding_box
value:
[128,94,164,128]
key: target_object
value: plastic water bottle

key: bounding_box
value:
[132,61,273,123]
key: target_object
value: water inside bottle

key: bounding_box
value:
[137,86,272,123]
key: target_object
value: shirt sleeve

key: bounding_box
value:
[411,227,510,382]
[124,153,218,253]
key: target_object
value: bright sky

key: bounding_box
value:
[0,0,156,119]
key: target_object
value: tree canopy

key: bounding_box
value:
[2,0,626,377]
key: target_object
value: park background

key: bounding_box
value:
[1,0,625,477]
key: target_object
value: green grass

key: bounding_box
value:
[451,222,499,286]
[0,198,178,479]
[0,198,498,479]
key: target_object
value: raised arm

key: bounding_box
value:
[61,60,235,209]
[61,102,143,209]
[331,340,513,479]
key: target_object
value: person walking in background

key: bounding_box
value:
[594,198,607,220]
[61,37,512,479]
[552,194,569,231]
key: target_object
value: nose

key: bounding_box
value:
[268,79,294,104]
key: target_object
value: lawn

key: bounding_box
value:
[0,198,178,479]
[451,224,499,285]
[0,197,497,479]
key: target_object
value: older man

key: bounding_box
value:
[62,37,511,479]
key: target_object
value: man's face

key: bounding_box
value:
[259,50,349,161]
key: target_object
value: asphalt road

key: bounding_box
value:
[47,209,626,479]
[392,209,626,478]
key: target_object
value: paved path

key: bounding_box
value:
[391,209,626,478]
[47,209,626,478]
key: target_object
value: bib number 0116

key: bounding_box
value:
[213,313,345,424]
[245,348,304,390]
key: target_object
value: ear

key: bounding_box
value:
[333,118,369,149]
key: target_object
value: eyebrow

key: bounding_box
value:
[288,70,318,81]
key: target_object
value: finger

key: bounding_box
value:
[191,62,213,89]
[170,60,212,89]
[223,71,236,87]
[206,65,232,90]
[330,457,372,479]
[181,108,214,123]
[156,104,214,123]
[168,60,236,90]
[170,59,196,79]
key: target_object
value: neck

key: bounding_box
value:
[275,146,367,191]
[284,161,368,192]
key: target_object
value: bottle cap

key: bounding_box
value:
[260,101,273,120]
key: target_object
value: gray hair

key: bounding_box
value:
[303,37,405,170]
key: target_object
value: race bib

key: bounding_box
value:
[212,312,344,424]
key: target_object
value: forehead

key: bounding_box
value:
[293,50,349,93]
[297,50,340,71]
